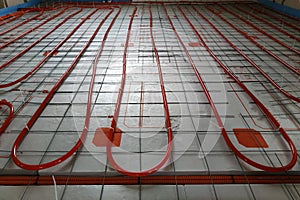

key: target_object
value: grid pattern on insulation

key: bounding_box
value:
[0,3,299,180]
[2,184,300,200]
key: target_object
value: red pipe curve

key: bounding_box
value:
[11,8,117,170]
[0,11,45,36]
[248,4,300,33]
[258,3,300,22]
[0,16,19,26]
[8,3,298,174]
[217,4,300,55]
[0,8,83,71]
[171,5,297,172]
[0,7,69,49]
[233,5,300,43]
[188,5,300,103]
[0,10,29,26]
[106,6,173,177]
[0,8,97,89]
[0,99,14,135]
[205,6,300,76]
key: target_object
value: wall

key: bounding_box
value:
[0,0,40,16]
[273,0,300,9]
[6,0,25,7]
[1,0,25,8]
[132,0,254,2]
[0,1,5,8]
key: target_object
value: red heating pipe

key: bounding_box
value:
[233,5,300,43]
[172,5,297,172]
[0,16,19,26]
[205,6,300,76]
[0,8,97,89]
[4,174,300,185]
[109,7,137,131]
[0,8,83,71]
[258,3,300,22]
[188,5,300,103]
[216,4,300,55]
[11,7,117,170]
[248,4,300,33]
[0,11,45,36]
[0,99,14,135]
[0,7,69,49]
[0,9,83,133]
[0,10,29,26]
[0,8,55,26]
[106,6,173,177]
[65,2,121,9]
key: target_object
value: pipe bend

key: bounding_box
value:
[221,127,297,172]
[106,131,173,177]
[0,99,14,135]
[105,6,173,177]
[176,5,297,172]
[11,7,118,171]
[0,8,82,72]
[189,5,300,103]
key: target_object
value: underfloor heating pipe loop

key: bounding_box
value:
[106,6,173,177]
[66,3,121,9]
[11,7,118,170]
[0,99,14,135]
[0,7,70,49]
[0,8,83,71]
[0,8,97,89]
[259,1,300,22]
[169,5,297,172]
[0,10,28,26]
[217,4,300,56]
[0,10,45,36]
[248,4,300,32]
[205,6,300,76]
[0,7,44,23]
[187,6,300,103]
[0,16,18,26]
[0,9,84,133]
[232,5,300,43]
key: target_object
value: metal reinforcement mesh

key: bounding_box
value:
[0,1,300,199]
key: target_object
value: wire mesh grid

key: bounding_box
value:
[0,2,300,198]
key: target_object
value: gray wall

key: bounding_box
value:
[270,0,300,9]
[0,0,5,8]
[6,0,25,7]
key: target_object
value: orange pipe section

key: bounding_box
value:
[0,175,300,185]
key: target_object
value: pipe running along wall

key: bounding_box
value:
[232,5,300,43]
[0,10,44,36]
[205,6,300,76]
[106,6,173,177]
[217,4,300,55]
[0,15,20,26]
[0,8,83,135]
[248,4,300,33]
[0,8,95,89]
[0,9,34,25]
[11,7,119,170]
[0,7,69,49]
[165,4,297,172]
[258,0,300,20]
[187,5,300,103]
[0,8,83,71]
[0,3,296,174]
